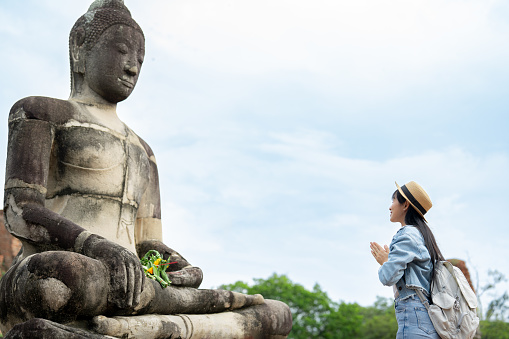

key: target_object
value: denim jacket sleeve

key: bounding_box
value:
[378,226,425,286]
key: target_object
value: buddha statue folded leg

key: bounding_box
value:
[0,252,110,330]
[91,300,292,338]
[3,318,107,339]
[0,251,291,338]
[3,299,291,339]
[0,251,267,332]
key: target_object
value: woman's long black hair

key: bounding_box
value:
[393,190,445,283]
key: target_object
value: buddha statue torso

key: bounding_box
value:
[11,96,151,257]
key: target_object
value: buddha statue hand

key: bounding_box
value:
[136,240,203,288]
[167,267,203,288]
[79,233,145,310]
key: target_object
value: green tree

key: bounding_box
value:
[222,274,366,338]
[359,296,397,339]
[480,320,509,339]
[221,273,336,338]
[477,270,509,321]
[321,302,363,339]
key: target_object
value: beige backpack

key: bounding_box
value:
[413,261,479,339]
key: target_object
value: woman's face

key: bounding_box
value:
[389,196,408,225]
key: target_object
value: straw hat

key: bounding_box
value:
[395,181,432,220]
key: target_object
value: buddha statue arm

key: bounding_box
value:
[4,100,86,251]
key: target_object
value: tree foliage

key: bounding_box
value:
[221,273,384,338]
[477,270,509,321]
[359,296,398,339]
[479,320,509,339]
[221,273,507,339]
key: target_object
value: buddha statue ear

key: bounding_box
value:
[70,26,86,74]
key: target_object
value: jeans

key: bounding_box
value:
[395,294,440,339]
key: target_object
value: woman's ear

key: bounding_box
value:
[403,200,410,211]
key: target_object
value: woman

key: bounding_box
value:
[370,181,444,338]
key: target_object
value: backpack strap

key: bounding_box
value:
[411,288,431,312]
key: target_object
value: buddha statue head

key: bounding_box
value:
[69,0,145,103]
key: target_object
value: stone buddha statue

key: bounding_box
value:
[0,1,291,338]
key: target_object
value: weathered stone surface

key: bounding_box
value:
[4,300,292,339]
[91,299,292,339]
[4,318,109,339]
[0,0,292,337]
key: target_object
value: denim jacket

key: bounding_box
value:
[378,225,433,300]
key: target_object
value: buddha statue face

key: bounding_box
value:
[83,24,145,103]
[69,0,145,103]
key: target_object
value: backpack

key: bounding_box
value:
[412,261,480,339]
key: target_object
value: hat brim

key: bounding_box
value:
[395,181,428,223]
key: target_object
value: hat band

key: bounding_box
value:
[401,185,427,215]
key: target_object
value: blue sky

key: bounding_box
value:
[1,0,508,309]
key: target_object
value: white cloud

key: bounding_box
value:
[154,125,509,304]
[136,0,509,95]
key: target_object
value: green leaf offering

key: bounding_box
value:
[140,250,174,288]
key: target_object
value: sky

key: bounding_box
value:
[1,0,508,310]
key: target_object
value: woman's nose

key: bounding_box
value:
[125,64,139,76]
